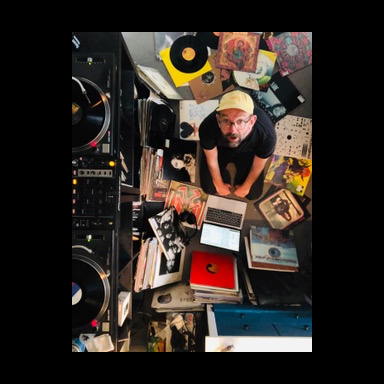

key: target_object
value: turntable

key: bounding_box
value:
[72,77,111,153]
[72,52,116,156]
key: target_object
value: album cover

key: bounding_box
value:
[259,32,285,51]
[179,99,219,141]
[164,180,209,230]
[195,32,221,49]
[148,208,186,269]
[161,138,197,184]
[216,32,260,72]
[246,227,299,272]
[233,49,277,90]
[251,71,306,123]
[189,53,236,104]
[190,251,238,292]
[266,32,312,77]
[264,154,312,196]
[255,187,310,230]
[159,42,212,88]
[154,32,194,60]
[134,236,185,292]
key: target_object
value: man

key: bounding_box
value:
[199,90,276,200]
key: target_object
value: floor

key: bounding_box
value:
[121,32,312,352]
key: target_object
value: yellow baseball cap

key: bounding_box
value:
[216,90,254,115]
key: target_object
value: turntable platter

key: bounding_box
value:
[72,77,111,153]
[72,254,110,330]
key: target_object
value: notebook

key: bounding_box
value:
[200,195,247,252]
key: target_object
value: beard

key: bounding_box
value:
[223,132,242,148]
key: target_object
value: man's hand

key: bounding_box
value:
[214,182,232,196]
[234,184,250,198]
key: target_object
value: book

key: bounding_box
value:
[254,187,311,230]
[179,99,219,141]
[250,71,305,123]
[264,154,312,196]
[216,32,260,73]
[190,251,238,292]
[266,32,312,77]
[188,53,236,104]
[246,226,299,272]
[274,115,312,159]
[164,180,209,230]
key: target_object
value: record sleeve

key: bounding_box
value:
[196,32,220,49]
[147,101,176,149]
[216,32,260,72]
[189,53,235,104]
[251,72,306,123]
[160,46,212,88]
[266,32,312,77]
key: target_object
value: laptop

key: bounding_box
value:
[200,195,247,252]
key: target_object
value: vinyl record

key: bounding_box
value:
[72,254,110,330]
[148,103,175,148]
[72,77,111,153]
[170,35,208,74]
[196,32,220,50]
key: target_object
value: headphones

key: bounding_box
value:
[174,208,198,246]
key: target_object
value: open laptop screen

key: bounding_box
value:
[200,223,241,252]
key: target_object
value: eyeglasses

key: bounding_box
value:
[218,115,253,130]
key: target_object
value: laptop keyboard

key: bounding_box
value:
[205,207,242,228]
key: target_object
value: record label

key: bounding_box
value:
[170,35,208,74]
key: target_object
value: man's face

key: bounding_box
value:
[217,109,255,148]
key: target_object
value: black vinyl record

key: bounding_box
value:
[72,77,110,152]
[148,102,175,149]
[170,35,208,74]
[72,255,110,330]
[196,32,220,50]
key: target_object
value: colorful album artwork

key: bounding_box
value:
[233,49,277,90]
[264,154,312,196]
[216,32,260,73]
[266,32,312,77]
[164,180,209,230]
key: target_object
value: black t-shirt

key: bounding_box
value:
[199,105,276,159]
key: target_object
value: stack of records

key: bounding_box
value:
[190,251,242,304]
